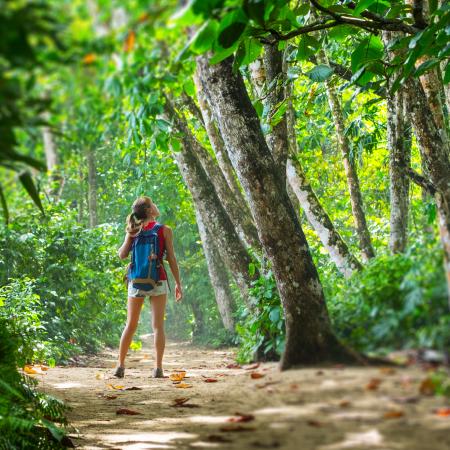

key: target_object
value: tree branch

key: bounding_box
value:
[405,166,437,195]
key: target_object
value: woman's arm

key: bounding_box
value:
[118,233,134,259]
[164,225,183,301]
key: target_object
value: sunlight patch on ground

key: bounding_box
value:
[100,431,197,448]
[319,429,389,449]
[50,381,84,389]
[187,415,234,424]
[255,403,328,417]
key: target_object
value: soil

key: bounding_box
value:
[37,336,450,450]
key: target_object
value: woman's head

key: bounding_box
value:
[126,196,160,235]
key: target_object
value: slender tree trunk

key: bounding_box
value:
[193,72,244,202]
[318,51,375,261]
[196,55,362,369]
[262,44,288,184]
[87,148,98,228]
[77,164,84,224]
[171,98,260,250]
[404,77,450,304]
[167,101,257,303]
[383,30,412,253]
[195,210,236,332]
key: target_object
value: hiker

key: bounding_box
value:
[114,196,182,378]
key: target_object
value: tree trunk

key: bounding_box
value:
[262,44,288,184]
[171,98,260,250]
[318,51,375,261]
[87,148,98,228]
[382,30,412,253]
[193,72,244,202]
[196,55,362,369]
[404,77,450,304]
[42,123,64,200]
[167,102,257,303]
[195,209,236,332]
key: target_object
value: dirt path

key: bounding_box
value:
[38,337,450,449]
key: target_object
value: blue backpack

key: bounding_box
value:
[128,223,164,291]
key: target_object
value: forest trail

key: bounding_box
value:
[39,338,450,450]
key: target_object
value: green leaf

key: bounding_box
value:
[191,20,219,54]
[243,0,265,26]
[327,25,358,42]
[295,35,320,60]
[217,9,248,49]
[234,38,262,68]
[305,64,334,82]
[18,171,45,214]
[351,36,383,73]
[354,0,377,16]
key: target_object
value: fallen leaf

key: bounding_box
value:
[226,363,241,369]
[107,384,125,390]
[175,382,192,389]
[366,378,382,390]
[306,419,323,427]
[243,363,260,370]
[170,373,186,382]
[228,413,255,423]
[116,408,142,415]
[338,400,351,408]
[434,407,450,417]
[124,386,143,391]
[204,378,218,383]
[290,383,300,390]
[219,425,255,432]
[380,367,396,375]
[95,372,104,380]
[97,394,118,400]
[256,381,280,389]
[250,372,265,379]
[316,370,324,376]
[419,377,436,396]
[392,396,419,404]
[383,410,404,419]
[40,365,49,371]
[23,365,38,375]
[172,397,190,406]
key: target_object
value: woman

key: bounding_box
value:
[114,196,182,378]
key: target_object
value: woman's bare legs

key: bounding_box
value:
[118,297,144,367]
[150,293,167,369]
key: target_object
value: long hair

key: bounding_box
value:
[126,196,152,235]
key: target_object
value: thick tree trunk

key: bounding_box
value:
[171,98,260,250]
[262,44,288,184]
[87,148,98,228]
[317,53,375,261]
[404,77,450,304]
[195,210,236,332]
[167,102,257,302]
[196,55,362,369]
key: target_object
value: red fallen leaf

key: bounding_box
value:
[226,363,241,369]
[228,413,255,423]
[250,372,265,379]
[256,381,280,389]
[383,410,404,419]
[435,407,450,417]
[219,425,255,432]
[204,378,218,383]
[124,386,143,391]
[290,383,300,390]
[366,378,382,390]
[306,419,323,427]
[243,363,260,370]
[116,408,142,415]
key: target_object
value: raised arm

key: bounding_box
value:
[118,233,134,259]
[163,225,183,301]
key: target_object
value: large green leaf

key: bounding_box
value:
[306,64,334,82]
[18,171,45,215]
[351,36,383,73]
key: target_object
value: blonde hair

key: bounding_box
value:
[126,196,153,235]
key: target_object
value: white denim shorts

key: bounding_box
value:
[128,280,169,298]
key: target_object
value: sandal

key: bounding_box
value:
[113,366,125,378]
